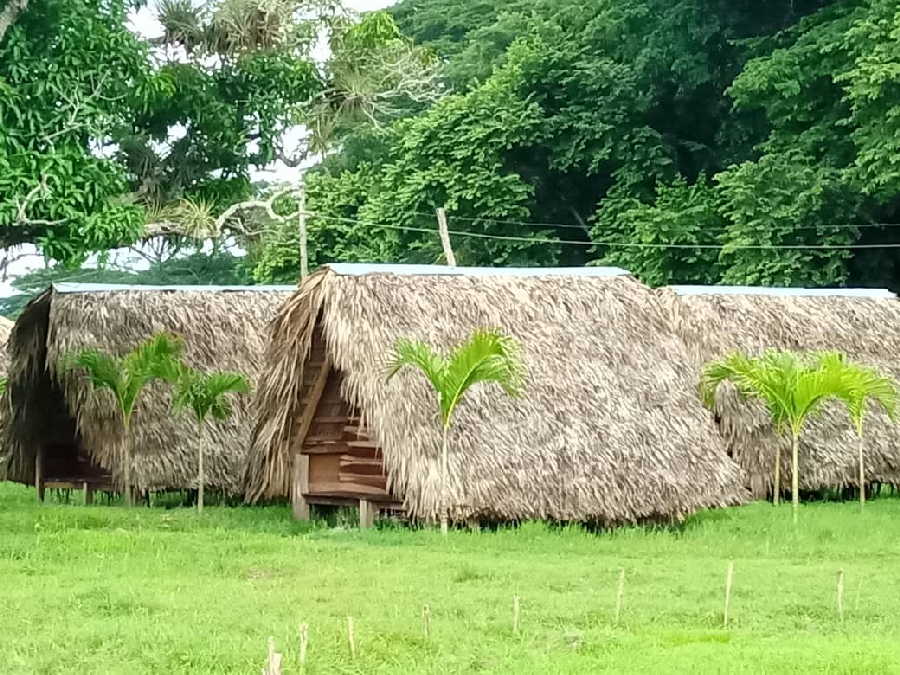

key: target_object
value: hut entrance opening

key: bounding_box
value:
[291,328,400,526]
[11,298,112,500]
[32,376,111,500]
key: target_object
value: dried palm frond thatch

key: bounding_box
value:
[244,265,745,524]
[3,284,292,492]
[663,286,900,498]
[0,315,13,375]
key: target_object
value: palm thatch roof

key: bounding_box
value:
[662,285,900,497]
[3,283,293,492]
[0,315,13,375]
[245,264,745,524]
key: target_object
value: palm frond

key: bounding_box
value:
[440,330,523,426]
[385,338,447,393]
[831,358,898,433]
[65,349,124,397]
[174,368,250,423]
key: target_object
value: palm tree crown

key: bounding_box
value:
[386,328,524,535]
[387,329,524,429]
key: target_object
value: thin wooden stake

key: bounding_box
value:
[436,207,457,266]
[615,568,625,625]
[422,605,431,640]
[346,616,356,658]
[724,561,735,629]
[513,595,520,635]
[263,637,283,675]
[298,623,309,670]
[836,570,845,621]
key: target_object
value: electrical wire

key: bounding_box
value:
[307,212,900,251]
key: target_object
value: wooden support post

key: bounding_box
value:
[359,499,377,529]
[83,481,93,505]
[35,447,44,502]
[292,454,310,521]
[436,207,457,267]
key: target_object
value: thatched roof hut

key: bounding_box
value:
[3,283,293,495]
[245,264,745,525]
[663,285,900,498]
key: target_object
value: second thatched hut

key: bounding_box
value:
[3,283,293,499]
[244,264,745,526]
[664,285,900,498]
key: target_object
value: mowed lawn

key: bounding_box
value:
[4,484,900,674]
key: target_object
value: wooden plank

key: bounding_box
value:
[292,357,333,449]
[305,494,401,508]
[303,435,344,452]
[292,454,311,521]
[307,480,388,497]
[346,440,379,450]
[83,481,93,506]
[35,447,44,503]
[359,499,377,529]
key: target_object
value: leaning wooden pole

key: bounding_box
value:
[436,207,457,267]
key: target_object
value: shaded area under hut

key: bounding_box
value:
[663,285,900,500]
[2,283,293,501]
[244,264,746,527]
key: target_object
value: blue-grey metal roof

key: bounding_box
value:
[669,285,897,299]
[52,283,296,294]
[325,263,631,278]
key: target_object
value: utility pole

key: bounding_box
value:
[298,183,308,280]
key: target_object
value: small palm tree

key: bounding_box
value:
[700,350,851,523]
[386,329,524,535]
[66,333,184,505]
[173,367,250,513]
[834,361,897,509]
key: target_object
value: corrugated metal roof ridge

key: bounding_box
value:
[668,285,897,299]
[324,263,631,278]
[53,283,296,294]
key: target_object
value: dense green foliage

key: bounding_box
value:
[247,0,900,289]
[0,0,152,260]
[0,249,252,319]
[6,483,900,672]
[4,0,900,288]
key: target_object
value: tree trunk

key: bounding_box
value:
[791,433,799,524]
[0,0,28,44]
[858,433,865,510]
[124,442,133,507]
[773,444,781,506]
[440,425,449,536]
[198,446,204,514]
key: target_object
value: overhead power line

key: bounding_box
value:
[440,212,900,234]
[309,213,900,251]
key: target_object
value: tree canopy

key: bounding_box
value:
[3,0,899,290]
[242,0,899,289]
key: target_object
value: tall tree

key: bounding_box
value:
[386,329,523,535]
[0,0,155,262]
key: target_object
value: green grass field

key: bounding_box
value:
[3,483,900,674]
